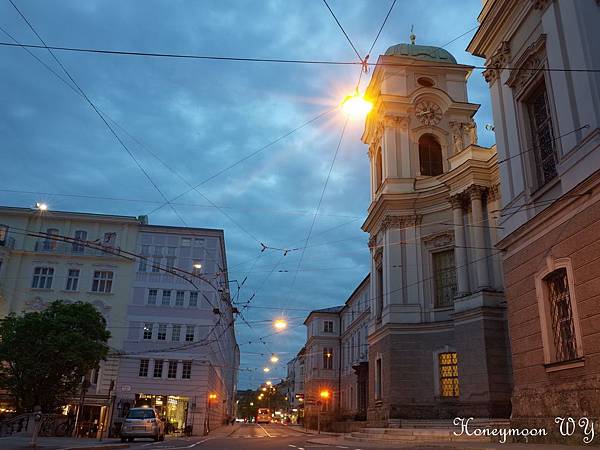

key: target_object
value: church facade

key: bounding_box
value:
[361,42,512,424]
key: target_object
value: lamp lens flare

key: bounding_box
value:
[273,319,287,331]
[36,202,48,211]
[270,355,279,363]
[193,263,202,269]
[263,367,270,373]
[341,92,373,118]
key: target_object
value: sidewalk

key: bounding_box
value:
[205,423,241,438]
[0,435,128,450]
[306,435,597,450]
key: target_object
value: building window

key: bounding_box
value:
[167,361,178,379]
[439,352,459,397]
[182,361,192,379]
[138,258,147,272]
[166,256,176,271]
[65,269,80,291]
[323,348,333,369]
[545,268,578,362]
[375,358,382,400]
[172,324,181,342]
[175,291,185,306]
[92,271,113,293]
[185,325,194,342]
[157,323,167,340]
[147,289,158,305]
[375,147,383,190]
[526,81,557,187]
[153,359,163,378]
[181,237,192,247]
[152,257,161,272]
[102,232,117,248]
[31,267,54,289]
[419,134,443,176]
[43,228,59,251]
[161,290,171,306]
[143,323,153,340]
[72,230,87,253]
[189,291,198,307]
[138,359,149,377]
[323,320,334,333]
[433,250,457,307]
[376,264,383,320]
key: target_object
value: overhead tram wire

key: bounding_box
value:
[146,107,337,219]
[366,0,397,57]
[0,42,598,73]
[321,0,364,63]
[6,0,188,227]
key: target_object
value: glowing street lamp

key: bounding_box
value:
[208,393,217,401]
[261,387,267,392]
[319,390,330,400]
[270,354,279,363]
[273,319,287,331]
[341,89,373,119]
[263,367,271,373]
[265,380,272,386]
[193,263,203,269]
[35,202,48,211]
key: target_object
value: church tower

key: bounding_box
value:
[361,39,512,424]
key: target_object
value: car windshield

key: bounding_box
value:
[127,409,155,419]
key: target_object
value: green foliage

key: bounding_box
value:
[0,300,111,413]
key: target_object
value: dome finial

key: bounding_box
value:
[410,25,416,45]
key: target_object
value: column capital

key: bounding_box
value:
[487,184,501,202]
[379,214,422,233]
[449,193,465,210]
[467,185,488,201]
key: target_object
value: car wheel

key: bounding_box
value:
[159,433,165,441]
[153,434,159,442]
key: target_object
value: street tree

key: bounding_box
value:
[0,300,111,413]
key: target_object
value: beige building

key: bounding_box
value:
[468,0,600,439]
[0,206,142,433]
[360,40,512,425]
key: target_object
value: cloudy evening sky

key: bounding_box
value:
[0,0,495,388]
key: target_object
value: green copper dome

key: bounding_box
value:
[384,43,457,64]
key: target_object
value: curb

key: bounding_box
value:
[60,444,129,450]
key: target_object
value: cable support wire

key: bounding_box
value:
[1,41,599,73]
[6,1,187,227]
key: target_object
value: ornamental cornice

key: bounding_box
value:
[368,234,377,249]
[483,41,511,84]
[373,247,383,265]
[378,214,423,233]
[383,115,410,130]
[506,34,547,94]
[422,230,454,249]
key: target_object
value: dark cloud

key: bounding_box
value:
[0,0,494,387]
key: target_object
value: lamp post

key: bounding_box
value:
[205,393,217,435]
[318,390,330,434]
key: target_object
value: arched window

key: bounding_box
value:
[375,147,383,189]
[419,134,443,176]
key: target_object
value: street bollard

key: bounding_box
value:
[30,406,43,448]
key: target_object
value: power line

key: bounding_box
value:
[5,1,187,227]
[321,0,363,62]
[366,0,397,57]
[2,41,599,73]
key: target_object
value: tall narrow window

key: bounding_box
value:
[375,358,382,400]
[175,291,185,306]
[161,290,171,306]
[172,324,181,342]
[419,134,443,176]
[72,230,87,253]
[189,291,198,307]
[138,359,149,377]
[323,320,334,333]
[143,323,153,340]
[65,269,80,291]
[43,228,59,251]
[375,147,383,190]
[152,257,161,272]
[526,82,557,187]
[439,352,459,397]
[147,289,158,305]
[167,361,178,379]
[138,258,147,272]
[102,232,116,248]
[433,250,457,307]
[157,324,167,340]
[182,361,192,379]
[31,267,54,289]
[92,271,113,293]
[153,359,163,378]
[185,326,195,342]
[376,265,384,320]
[323,348,333,369]
[545,268,578,362]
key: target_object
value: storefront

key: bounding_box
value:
[135,394,189,433]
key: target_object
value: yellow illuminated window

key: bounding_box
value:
[439,352,459,397]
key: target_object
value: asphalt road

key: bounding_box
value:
[125,423,371,450]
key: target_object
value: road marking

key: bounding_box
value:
[288,445,297,448]
[336,446,349,449]
[256,423,272,437]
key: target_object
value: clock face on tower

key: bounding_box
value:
[415,101,443,126]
